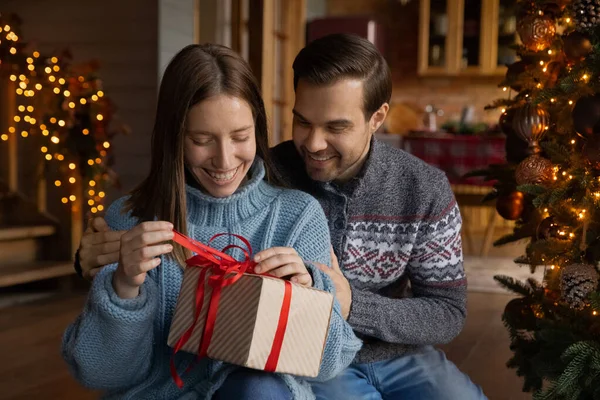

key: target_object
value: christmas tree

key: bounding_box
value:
[0,12,127,215]
[471,1,600,398]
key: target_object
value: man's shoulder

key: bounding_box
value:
[373,139,447,183]
[269,141,313,190]
[364,140,454,218]
[270,140,302,169]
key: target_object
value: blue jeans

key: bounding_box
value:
[311,346,487,400]
[214,368,293,400]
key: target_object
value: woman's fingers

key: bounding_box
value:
[253,247,313,287]
[122,221,173,243]
[125,230,175,252]
[253,247,297,263]
[292,273,312,286]
[255,253,301,274]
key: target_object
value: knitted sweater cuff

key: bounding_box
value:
[91,264,157,321]
[304,261,327,291]
[348,288,377,336]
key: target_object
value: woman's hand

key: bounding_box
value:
[253,247,312,287]
[113,221,174,299]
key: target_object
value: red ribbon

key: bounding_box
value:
[169,230,292,388]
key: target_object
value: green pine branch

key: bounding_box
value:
[494,275,535,296]
[482,190,499,203]
[484,98,517,110]
[541,142,573,165]
[590,292,600,311]
[517,184,548,197]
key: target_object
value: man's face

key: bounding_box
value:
[292,78,375,183]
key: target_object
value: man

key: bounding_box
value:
[75,34,485,399]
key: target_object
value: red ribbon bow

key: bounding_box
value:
[169,231,292,388]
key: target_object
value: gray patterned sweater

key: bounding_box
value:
[271,138,467,364]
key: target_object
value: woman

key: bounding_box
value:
[62,44,361,399]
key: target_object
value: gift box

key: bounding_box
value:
[167,231,334,385]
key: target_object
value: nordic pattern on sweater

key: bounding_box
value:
[61,160,362,400]
[344,200,464,285]
[270,138,467,364]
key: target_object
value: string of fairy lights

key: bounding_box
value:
[0,18,119,215]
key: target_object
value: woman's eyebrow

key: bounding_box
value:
[230,125,253,133]
[186,125,253,135]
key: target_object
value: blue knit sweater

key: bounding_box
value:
[62,160,362,399]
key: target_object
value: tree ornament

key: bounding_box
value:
[572,95,600,137]
[517,14,556,51]
[503,298,537,330]
[560,263,600,309]
[499,108,516,136]
[496,191,526,220]
[563,31,592,62]
[573,0,600,31]
[515,154,554,185]
[536,216,562,240]
[512,102,550,153]
[583,135,600,169]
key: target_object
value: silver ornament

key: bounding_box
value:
[512,102,550,154]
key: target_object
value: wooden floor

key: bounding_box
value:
[0,291,532,400]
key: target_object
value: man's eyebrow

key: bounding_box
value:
[292,109,309,121]
[292,110,353,126]
[327,119,353,126]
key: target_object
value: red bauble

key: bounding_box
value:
[496,191,525,220]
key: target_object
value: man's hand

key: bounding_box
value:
[314,247,352,320]
[79,217,126,280]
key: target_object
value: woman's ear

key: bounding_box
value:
[370,103,389,133]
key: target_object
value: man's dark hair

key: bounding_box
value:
[292,33,392,119]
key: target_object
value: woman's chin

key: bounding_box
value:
[201,178,244,198]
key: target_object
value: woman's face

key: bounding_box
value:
[184,94,256,198]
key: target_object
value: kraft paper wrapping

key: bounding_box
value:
[167,267,334,377]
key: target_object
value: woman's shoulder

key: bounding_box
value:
[104,195,139,231]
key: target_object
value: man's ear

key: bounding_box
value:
[370,102,389,133]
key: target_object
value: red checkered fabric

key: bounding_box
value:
[401,134,506,186]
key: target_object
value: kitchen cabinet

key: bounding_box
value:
[418,0,518,76]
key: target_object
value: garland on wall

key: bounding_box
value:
[0,12,126,215]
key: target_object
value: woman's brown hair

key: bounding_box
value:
[127,44,279,266]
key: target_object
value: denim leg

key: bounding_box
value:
[311,364,382,400]
[372,346,487,400]
[213,368,293,400]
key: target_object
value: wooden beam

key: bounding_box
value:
[418,0,431,75]
[0,80,19,191]
[0,261,74,288]
[280,0,306,142]
[231,0,243,53]
[248,0,275,144]
[70,177,82,258]
[194,0,201,44]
